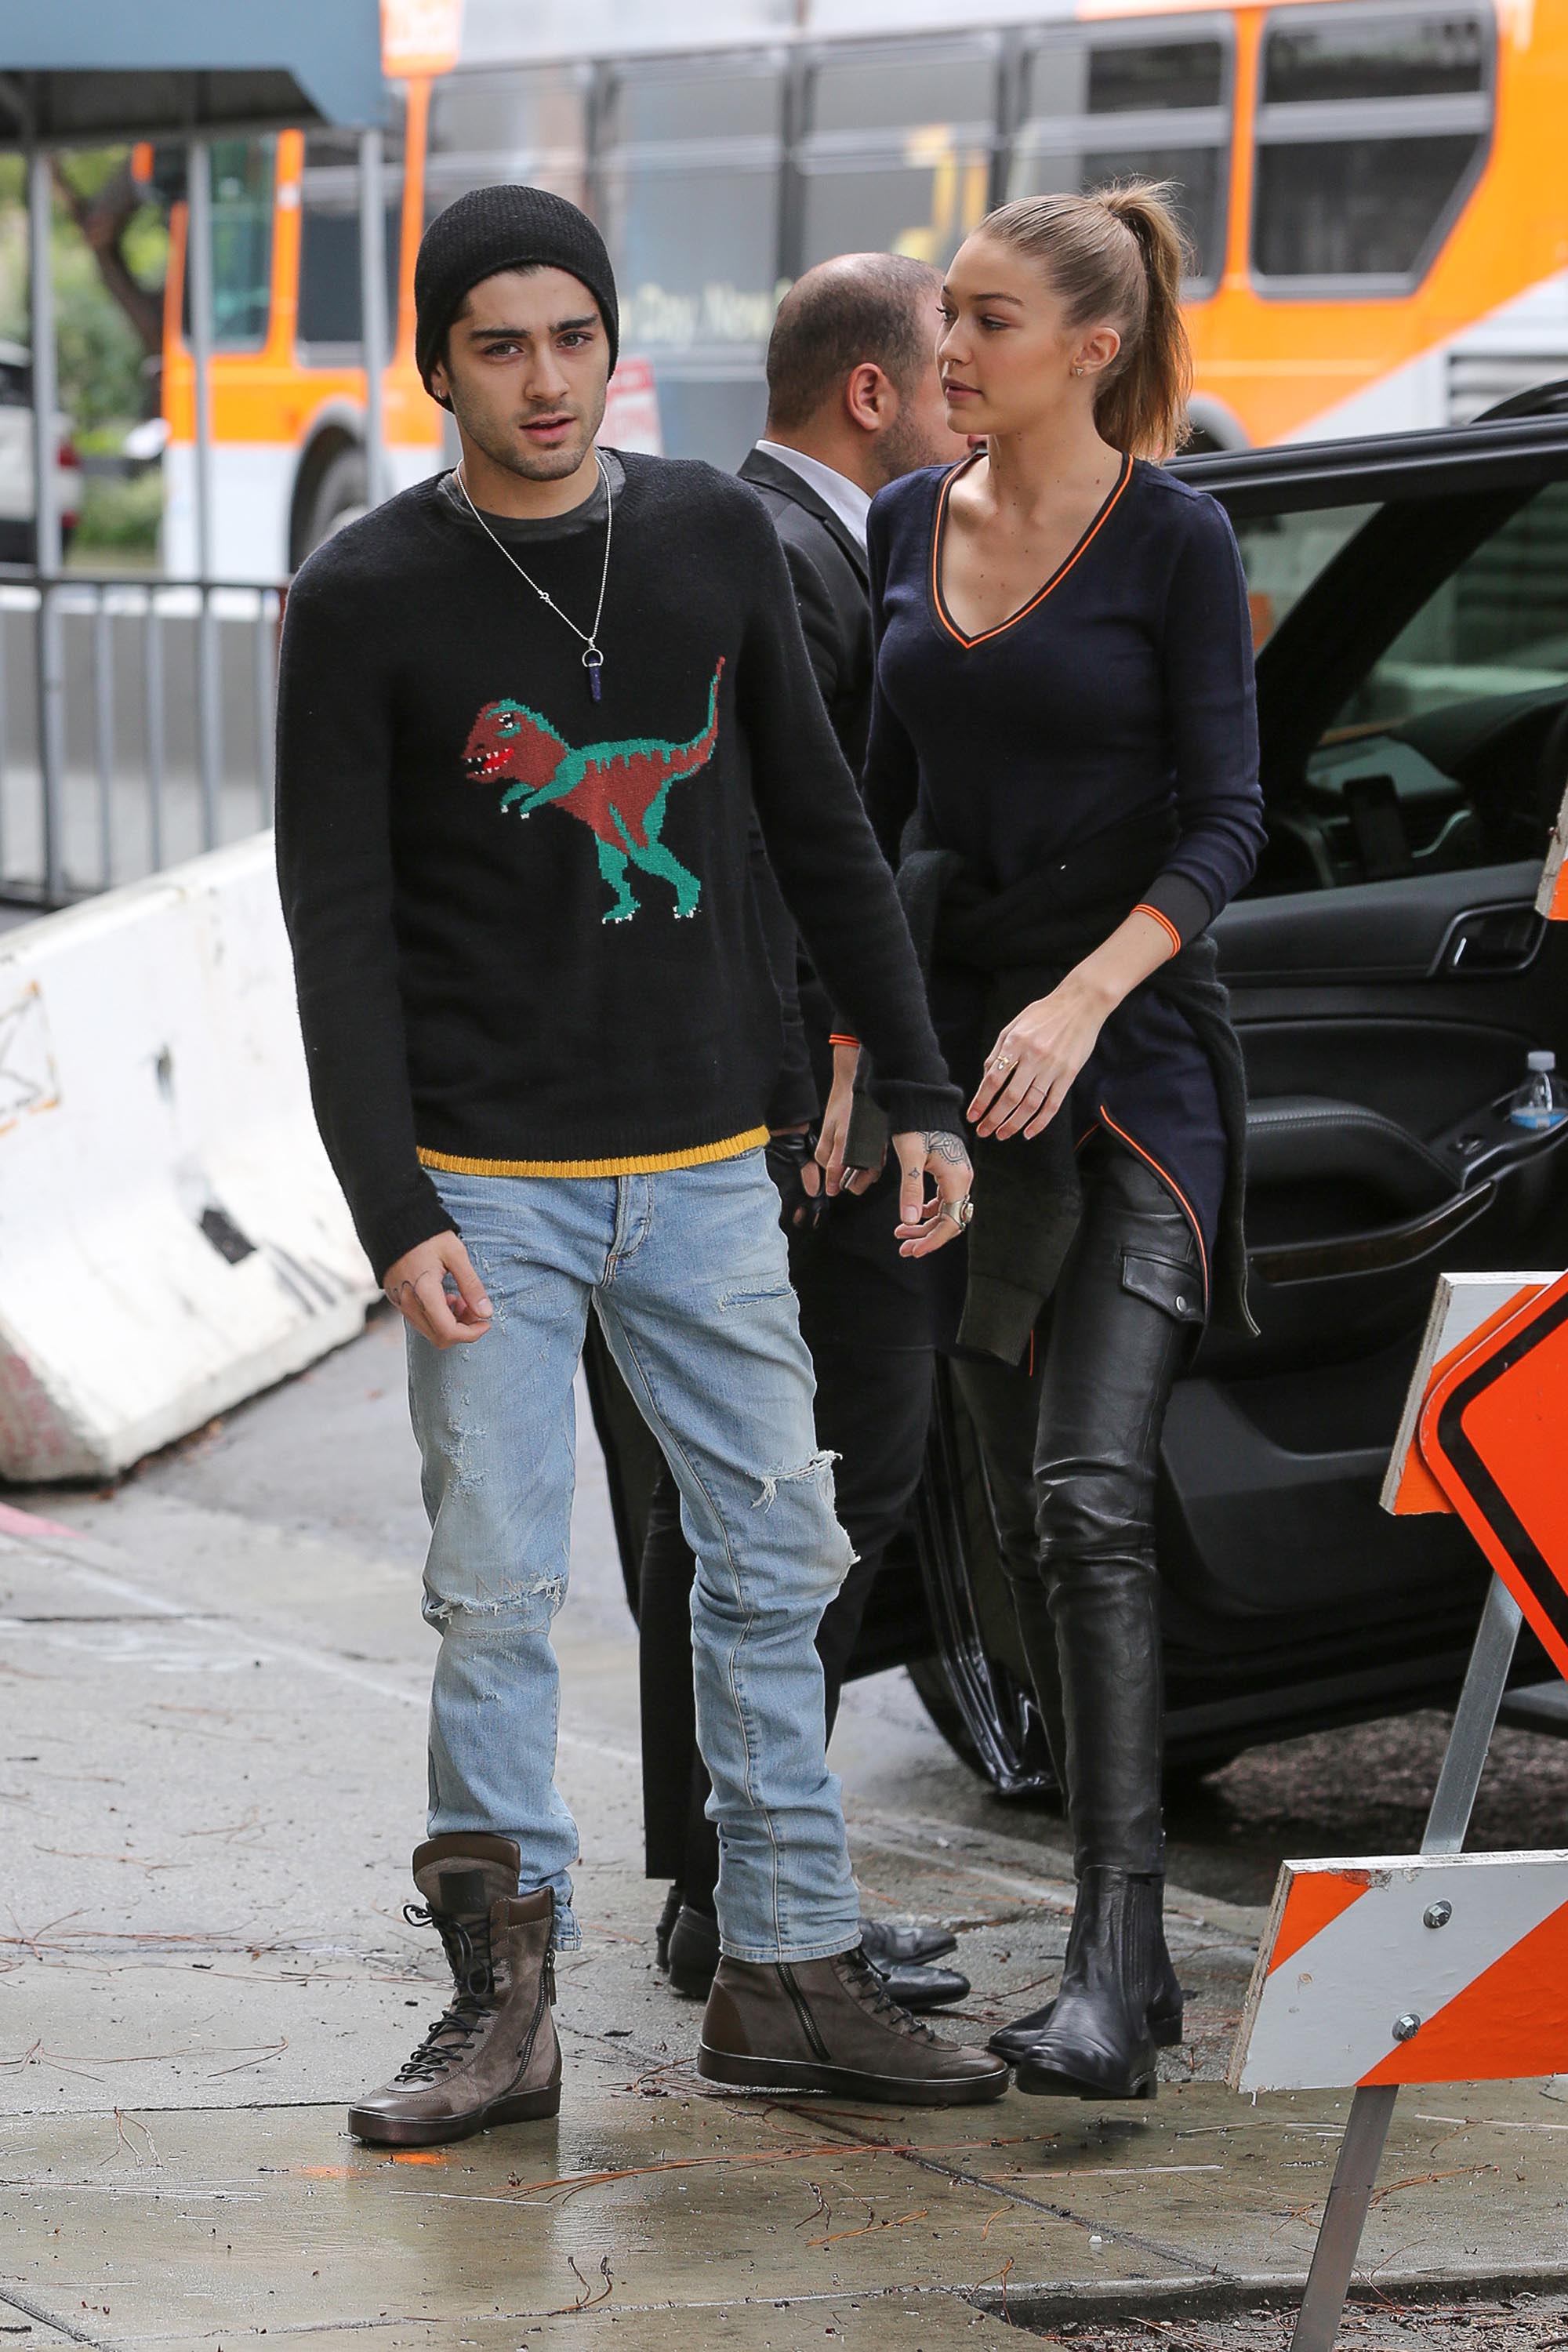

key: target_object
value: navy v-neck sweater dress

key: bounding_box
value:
[863,450,1266,1308]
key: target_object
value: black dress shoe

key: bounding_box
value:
[666,1908,971,2010]
[1010,1868,1166,2102]
[882,1960,970,2012]
[859,1918,957,1969]
[666,1903,721,1998]
[655,1884,684,1974]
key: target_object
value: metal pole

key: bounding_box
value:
[93,588,113,888]
[187,137,221,849]
[358,126,389,511]
[27,143,66,904]
[254,588,274,822]
[1290,1572,1523,2352]
[0,597,9,885]
[142,589,165,874]
[1423,1574,1523,1854]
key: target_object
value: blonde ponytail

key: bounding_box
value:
[979,181,1195,460]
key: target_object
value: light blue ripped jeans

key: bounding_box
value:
[405,1151,861,1964]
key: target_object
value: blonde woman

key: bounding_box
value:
[859,185,1265,2101]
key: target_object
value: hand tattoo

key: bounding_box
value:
[924,1130,971,1169]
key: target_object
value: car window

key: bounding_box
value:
[1243,476,1568,895]
[1232,503,1379,651]
[1336,480,1568,728]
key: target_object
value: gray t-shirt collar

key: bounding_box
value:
[437,449,623,543]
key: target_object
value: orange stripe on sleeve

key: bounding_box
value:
[1134,902,1183,959]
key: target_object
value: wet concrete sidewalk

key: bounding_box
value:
[4,1318,1568,2346]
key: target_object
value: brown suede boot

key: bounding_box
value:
[349,1834,561,2147]
[698,1945,1009,2106]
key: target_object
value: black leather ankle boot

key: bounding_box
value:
[1011,1867,1165,2100]
[988,1937,1182,2065]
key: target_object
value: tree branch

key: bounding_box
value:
[50,157,164,397]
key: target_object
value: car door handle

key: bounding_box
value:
[1434,901,1543,975]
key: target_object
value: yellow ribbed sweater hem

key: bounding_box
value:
[416,1127,769,1180]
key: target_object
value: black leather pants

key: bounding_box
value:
[956,1142,1203,1878]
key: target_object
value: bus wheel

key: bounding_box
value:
[299,446,368,560]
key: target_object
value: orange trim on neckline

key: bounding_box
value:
[1134,902,1183,960]
[1097,1103,1210,1312]
[930,450,1133,651]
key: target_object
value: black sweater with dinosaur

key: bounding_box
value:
[274,454,960,1279]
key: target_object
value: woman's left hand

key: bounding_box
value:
[968,971,1113,1141]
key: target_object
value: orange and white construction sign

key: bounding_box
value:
[1229,1852,1568,2092]
[1536,775,1568,924]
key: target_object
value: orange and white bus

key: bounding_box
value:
[159,0,1568,582]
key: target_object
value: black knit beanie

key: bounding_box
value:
[414,185,619,405]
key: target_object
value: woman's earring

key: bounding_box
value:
[1072,362,1086,377]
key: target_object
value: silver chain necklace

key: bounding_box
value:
[455,455,613,702]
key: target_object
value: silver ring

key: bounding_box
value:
[940,1196,975,1229]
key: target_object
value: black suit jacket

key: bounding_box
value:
[739,447,879,1118]
[738,445,873,777]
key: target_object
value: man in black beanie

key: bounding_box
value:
[275,184,1005,2146]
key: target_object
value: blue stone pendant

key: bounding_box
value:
[584,648,604,703]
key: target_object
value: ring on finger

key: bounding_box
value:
[990,1051,1015,1075]
[939,1195,975,1229]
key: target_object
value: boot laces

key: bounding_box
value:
[839,1947,938,2044]
[394,1901,497,2084]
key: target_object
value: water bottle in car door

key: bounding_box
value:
[1509,1050,1568,1131]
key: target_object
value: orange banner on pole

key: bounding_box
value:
[382,0,463,78]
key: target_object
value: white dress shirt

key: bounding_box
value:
[753,440,872,552]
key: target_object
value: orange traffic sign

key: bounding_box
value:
[1419,1269,1568,1679]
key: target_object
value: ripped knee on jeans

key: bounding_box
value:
[423,1569,567,1635]
[752,1446,840,1512]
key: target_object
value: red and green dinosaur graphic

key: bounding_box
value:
[463,659,724,925]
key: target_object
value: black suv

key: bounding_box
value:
[588,388,1568,1795]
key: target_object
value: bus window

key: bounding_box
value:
[425,64,588,216]
[601,57,782,143]
[1010,27,1231,289]
[797,38,997,271]
[599,53,784,463]
[599,53,783,351]
[298,125,403,358]
[1252,6,1494,286]
[183,138,275,349]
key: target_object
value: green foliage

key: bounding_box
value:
[0,148,168,433]
[74,469,164,557]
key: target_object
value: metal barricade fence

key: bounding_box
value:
[0,571,282,909]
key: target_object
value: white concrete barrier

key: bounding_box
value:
[0,836,376,1481]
